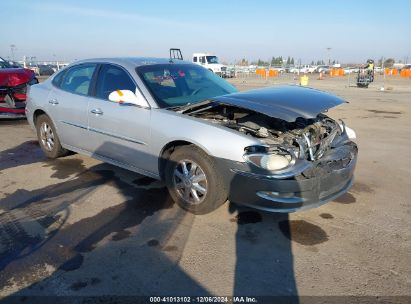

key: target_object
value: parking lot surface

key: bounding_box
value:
[0,74,410,299]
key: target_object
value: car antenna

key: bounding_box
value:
[169,48,183,63]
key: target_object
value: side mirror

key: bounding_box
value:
[108,90,149,108]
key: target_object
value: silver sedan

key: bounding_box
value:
[26,57,357,214]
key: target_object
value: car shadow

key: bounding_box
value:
[0,140,46,171]
[228,203,297,298]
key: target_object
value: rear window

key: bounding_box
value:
[52,70,66,87]
[60,64,96,96]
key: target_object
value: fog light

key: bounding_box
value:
[257,191,305,203]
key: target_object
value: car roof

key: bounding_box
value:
[73,57,192,69]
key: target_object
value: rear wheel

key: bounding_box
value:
[36,114,68,158]
[165,145,228,214]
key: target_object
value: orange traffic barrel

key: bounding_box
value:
[318,72,324,80]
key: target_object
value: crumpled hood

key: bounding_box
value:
[0,68,35,87]
[212,85,346,122]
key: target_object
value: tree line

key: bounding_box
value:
[246,57,332,67]
[236,56,402,67]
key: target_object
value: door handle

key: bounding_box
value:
[48,99,59,105]
[90,108,103,115]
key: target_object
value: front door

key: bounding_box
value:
[87,64,152,174]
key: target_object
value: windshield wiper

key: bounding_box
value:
[176,100,214,113]
[166,105,186,111]
[166,99,213,113]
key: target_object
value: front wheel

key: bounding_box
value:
[165,145,228,214]
[36,114,68,158]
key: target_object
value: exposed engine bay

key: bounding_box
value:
[186,104,343,161]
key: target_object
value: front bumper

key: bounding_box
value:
[0,85,28,118]
[217,142,358,212]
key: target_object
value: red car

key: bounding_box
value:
[0,57,38,118]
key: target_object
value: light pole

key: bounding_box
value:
[326,47,332,65]
[10,44,16,61]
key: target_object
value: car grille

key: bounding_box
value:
[301,143,357,179]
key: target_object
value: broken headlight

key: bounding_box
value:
[244,145,296,171]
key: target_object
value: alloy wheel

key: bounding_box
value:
[39,122,55,151]
[173,159,208,205]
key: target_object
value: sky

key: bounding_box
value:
[1,0,411,64]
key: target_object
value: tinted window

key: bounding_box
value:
[206,56,218,64]
[52,69,66,87]
[0,62,11,69]
[60,64,96,95]
[193,57,197,62]
[136,64,237,108]
[95,65,136,100]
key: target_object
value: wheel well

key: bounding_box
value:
[33,109,46,125]
[158,140,193,180]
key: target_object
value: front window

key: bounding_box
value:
[136,64,237,108]
[95,64,136,100]
[206,56,219,64]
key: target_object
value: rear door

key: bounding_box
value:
[47,63,97,151]
[87,63,152,173]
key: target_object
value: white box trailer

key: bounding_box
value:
[192,53,230,77]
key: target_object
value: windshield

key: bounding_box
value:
[206,56,219,64]
[136,63,237,108]
[0,58,11,69]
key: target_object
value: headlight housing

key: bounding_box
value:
[244,145,296,172]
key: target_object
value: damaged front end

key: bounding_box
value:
[0,67,38,118]
[188,103,356,176]
[181,86,358,212]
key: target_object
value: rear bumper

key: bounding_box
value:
[0,112,26,119]
[217,142,357,213]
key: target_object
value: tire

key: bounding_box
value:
[165,145,228,214]
[36,114,68,158]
